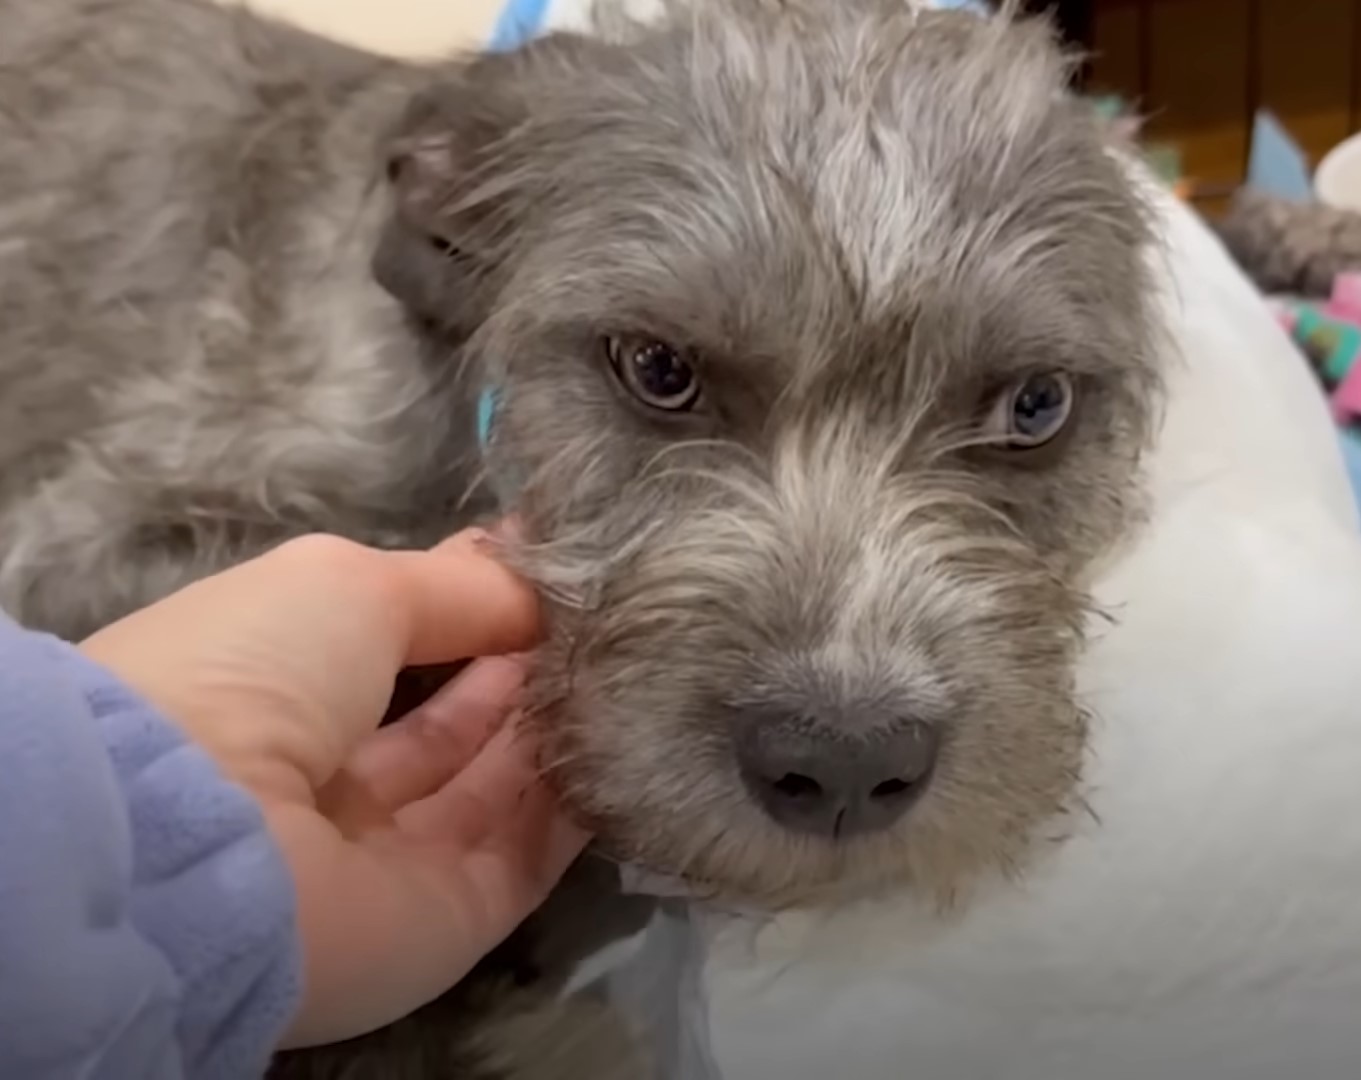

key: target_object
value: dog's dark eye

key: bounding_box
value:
[991,372,1074,448]
[606,336,700,412]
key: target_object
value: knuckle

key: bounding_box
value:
[271,533,382,584]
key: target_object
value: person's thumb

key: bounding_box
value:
[380,530,542,668]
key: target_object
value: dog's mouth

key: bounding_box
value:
[390,634,1083,912]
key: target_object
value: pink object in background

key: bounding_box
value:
[1328,272,1361,323]
[1332,361,1361,423]
[1323,274,1361,422]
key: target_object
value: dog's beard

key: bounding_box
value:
[502,442,1093,911]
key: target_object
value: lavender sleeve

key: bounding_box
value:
[0,612,302,1079]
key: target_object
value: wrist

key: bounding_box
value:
[60,637,307,1074]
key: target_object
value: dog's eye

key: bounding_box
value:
[606,336,700,412]
[990,372,1074,449]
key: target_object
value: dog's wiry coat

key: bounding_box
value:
[0,0,1163,1076]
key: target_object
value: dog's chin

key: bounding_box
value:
[531,721,914,909]
[527,644,1091,914]
[563,791,932,912]
[546,728,1090,914]
[598,830,932,913]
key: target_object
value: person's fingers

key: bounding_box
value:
[383,530,542,668]
[343,657,527,811]
[431,788,590,947]
[393,720,537,844]
[488,515,523,544]
[396,719,590,898]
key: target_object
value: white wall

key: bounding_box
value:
[225,0,500,56]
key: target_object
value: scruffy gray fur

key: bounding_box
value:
[0,0,1163,1076]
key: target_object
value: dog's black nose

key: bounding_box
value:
[735,715,939,838]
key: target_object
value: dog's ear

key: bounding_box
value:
[373,34,586,336]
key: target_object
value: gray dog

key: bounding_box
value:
[0,0,1164,1075]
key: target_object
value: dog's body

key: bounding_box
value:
[0,0,1164,1076]
[0,0,481,640]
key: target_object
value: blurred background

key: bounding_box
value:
[1032,0,1361,216]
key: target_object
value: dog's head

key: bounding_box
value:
[376,0,1163,909]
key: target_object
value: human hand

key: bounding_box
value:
[80,530,589,1047]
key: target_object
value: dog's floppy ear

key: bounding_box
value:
[372,34,586,336]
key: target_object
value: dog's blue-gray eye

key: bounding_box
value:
[606,336,700,412]
[999,372,1074,448]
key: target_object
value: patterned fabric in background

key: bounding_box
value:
[1274,281,1361,502]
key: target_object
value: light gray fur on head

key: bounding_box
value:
[384,0,1163,907]
[0,0,1161,918]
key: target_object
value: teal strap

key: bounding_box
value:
[476,388,498,452]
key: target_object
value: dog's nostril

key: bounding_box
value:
[773,773,823,800]
[735,713,940,838]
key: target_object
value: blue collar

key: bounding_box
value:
[476,387,498,452]
[475,386,520,504]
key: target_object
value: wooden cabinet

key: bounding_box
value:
[1047,0,1360,209]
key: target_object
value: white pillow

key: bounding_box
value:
[673,175,1361,1080]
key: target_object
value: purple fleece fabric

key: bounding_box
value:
[0,612,301,1079]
